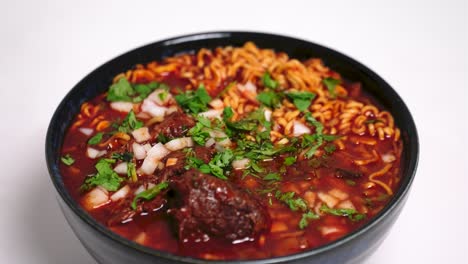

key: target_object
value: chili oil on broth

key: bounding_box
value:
[59,42,402,260]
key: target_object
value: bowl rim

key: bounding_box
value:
[46,31,419,263]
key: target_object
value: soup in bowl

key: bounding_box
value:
[46,32,418,264]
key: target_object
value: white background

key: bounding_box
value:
[1,0,467,263]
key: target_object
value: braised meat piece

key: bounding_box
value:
[153,111,195,139]
[169,169,269,241]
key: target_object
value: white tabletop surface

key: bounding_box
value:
[1,0,467,263]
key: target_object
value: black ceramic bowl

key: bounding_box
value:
[46,32,419,264]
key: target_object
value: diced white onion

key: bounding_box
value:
[264,109,272,122]
[82,187,109,210]
[166,106,178,115]
[110,101,133,112]
[293,121,311,136]
[131,127,151,143]
[217,138,232,147]
[320,226,342,236]
[165,137,194,151]
[337,200,356,210]
[141,99,168,118]
[141,143,170,175]
[87,148,107,159]
[382,153,396,163]
[205,138,216,147]
[242,81,257,94]
[147,89,172,106]
[134,185,146,195]
[317,192,339,208]
[209,98,224,109]
[133,143,147,160]
[110,185,130,202]
[79,128,94,136]
[328,188,349,200]
[232,158,250,170]
[198,109,223,119]
[143,144,152,152]
[113,162,128,174]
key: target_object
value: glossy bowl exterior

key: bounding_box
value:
[46,32,419,264]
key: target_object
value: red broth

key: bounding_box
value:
[59,43,402,260]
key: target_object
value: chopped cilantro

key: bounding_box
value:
[188,116,211,146]
[275,191,308,211]
[284,156,297,166]
[223,106,234,121]
[107,77,135,102]
[127,162,137,182]
[175,84,212,114]
[111,152,133,162]
[106,77,161,103]
[61,154,75,166]
[320,204,366,221]
[299,211,320,229]
[324,144,336,154]
[88,132,104,145]
[264,173,281,181]
[131,182,169,210]
[118,110,143,133]
[323,77,340,99]
[261,72,279,89]
[286,91,316,112]
[257,91,282,108]
[207,149,234,180]
[157,133,170,144]
[81,159,123,191]
[345,179,357,186]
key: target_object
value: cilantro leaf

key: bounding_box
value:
[188,116,211,146]
[323,77,340,99]
[118,110,143,133]
[286,91,316,112]
[131,182,169,210]
[264,173,281,181]
[208,149,234,180]
[320,204,366,221]
[275,191,308,211]
[111,152,133,162]
[175,84,212,114]
[223,106,234,121]
[81,159,123,191]
[88,132,104,145]
[299,211,320,229]
[284,156,297,166]
[261,72,278,89]
[61,154,75,166]
[107,77,161,103]
[257,91,282,108]
[107,78,135,102]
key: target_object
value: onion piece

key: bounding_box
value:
[141,99,167,118]
[337,200,356,210]
[133,143,147,160]
[317,192,339,208]
[205,138,216,147]
[79,128,94,136]
[165,137,194,151]
[382,153,396,163]
[82,187,110,210]
[134,185,146,195]
[198,109,223,119]
[113,162,128,174]
[293,121,311,136]
[131,127,151,143]
[87,147,107,159]
[328,188,349,200]
[110,101,133,113]
[110,185,130,202]
[264,109,272,122]
[209,98,224,109]
[147,89,172,106]
[141,143,170,175]
[232,158,250,170]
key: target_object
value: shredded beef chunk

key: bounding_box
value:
[169,169,270,241]
[153,112,195,138]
